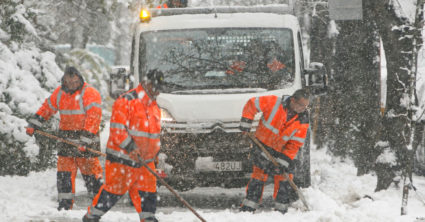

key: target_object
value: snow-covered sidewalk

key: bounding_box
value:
[2,147,425,222]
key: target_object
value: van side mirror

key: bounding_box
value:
[109,67,132,99]
[304,62,328,95]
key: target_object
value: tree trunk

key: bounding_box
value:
[352,2,382,176]
[367,0,416,191]
[70,24,87,49]
[328,15,381,173]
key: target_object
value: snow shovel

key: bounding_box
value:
[247,133,311,211]
[33,129,207,222]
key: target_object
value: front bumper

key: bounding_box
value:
[159,128,254,186]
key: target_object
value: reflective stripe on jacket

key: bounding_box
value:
[35,83,102,135]
[241,95,309,160]
[106,84,161,166]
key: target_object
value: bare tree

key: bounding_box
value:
[50,0,111,49]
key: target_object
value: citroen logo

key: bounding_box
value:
[211,122,225,132]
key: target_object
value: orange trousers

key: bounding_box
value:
[250,165,293,200]
[57,156,103,208]
[91,160,156,213]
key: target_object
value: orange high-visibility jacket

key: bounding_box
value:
[106,84,161,167]
[241,95,309,160]
[35,82,102,135]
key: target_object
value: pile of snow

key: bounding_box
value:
[2,146,425,222]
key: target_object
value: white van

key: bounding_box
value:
[110,3,326,190]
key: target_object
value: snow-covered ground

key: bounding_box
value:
[1,1,425,222]
[2,145,425,222]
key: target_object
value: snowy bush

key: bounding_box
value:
[0,2,62,175]
[0,41,63,175]
[0,1,115,175]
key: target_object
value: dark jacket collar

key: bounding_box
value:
[281,96,309,123]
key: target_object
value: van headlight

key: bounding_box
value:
[160,108,175,122]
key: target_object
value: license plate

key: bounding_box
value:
[213,161,242,171]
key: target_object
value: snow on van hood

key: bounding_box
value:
[156,88,296,122]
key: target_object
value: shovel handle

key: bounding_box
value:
[33,128,206,221]
[34,129,106,157]
[138,157,207,222]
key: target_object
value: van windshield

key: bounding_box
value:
[139,28,294,93]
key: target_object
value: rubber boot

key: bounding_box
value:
[82,214,100,222]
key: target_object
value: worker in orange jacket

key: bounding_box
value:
[239,89,310,214]
[83,69,164,222]
[26,66,103,211]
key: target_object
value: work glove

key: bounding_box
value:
[26,127,35,136]
[26,114,45,136]
[129,148,143,162]
[129,147,157,164]
[273,164,289,175]
[156,169,167,178]
[78,146,87,152]
[79,131,98,153]
[239,117,252,133]
[273,156,294,175]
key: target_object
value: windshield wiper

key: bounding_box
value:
[162,81,186,90]
[171,88,267,95]
[194,83,236,89]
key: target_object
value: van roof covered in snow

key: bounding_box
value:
[148,4,295,17]
[136,5,300,32]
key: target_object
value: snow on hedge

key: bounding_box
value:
[0,40,62,160]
